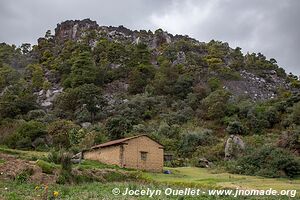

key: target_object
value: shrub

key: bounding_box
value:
[291,102,300,125]
[0,119,23,145]
[36,159,55,174]
[179,129,216,157]
[128,64,155,94]
[246,108,269,134]
[47,149,64,164]
[265,107,280,128]
[5,120,46,149]
[15,168,33,183]
[106,116,133,140]
[201,89,231,120]
[277,128,300,152]
[0,82,37,119]
[226,121,246,135]
[227,146,300,178]
[208,77,221,91]
[157,122,180,138]
[193,142,224,162]
[165,106,194,125]
[27,109,46,120]
[57,152,73,184]
[47,120,80,149]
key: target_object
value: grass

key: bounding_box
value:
[0,148,299,199]
[0,179,295,200]
[144,167,300,191]
[75,159,122,170]
[0,145,48,161]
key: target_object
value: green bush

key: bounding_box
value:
[193,142,225,162]
[36,159,55,174]
[227,146,300,178]
[15,168,33,183]
[57,152,73,184]
[291,102,300,125]
[179,129,217,157]
[201,89,231,120]
[47,149,64,164]
[106,116,133,140]
[207,77,221,91]
[277,128,300,152]
[128,64,155,94]
[5,120,46,149]
[47,120,80,149]
[165,107,194,125]
[27,109,46,120]
[226,121,246,135]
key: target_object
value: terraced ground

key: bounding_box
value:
[0,147,299,199]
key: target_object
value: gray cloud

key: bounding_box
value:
[0,0,299,75]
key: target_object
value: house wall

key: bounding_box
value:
[83,136,164,172]
[83,145,121,166]
[123,136,164,172]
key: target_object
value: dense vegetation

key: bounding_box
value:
[0,22,300,180]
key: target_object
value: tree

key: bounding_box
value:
[106,116,133,140]
[47,120,79,149]
[69,51,97,87]
[151,60,179,95]
[226,121,245,135]
[75,84,106,122]
[0,81,37,119]
[229,47,244,69]
[179,129,215,157]
[55,84,106,122]
[128,64,155,94]
[291,102,300,125]
[20,43,31,54]
[45,30,52,40]
[172,75,193,99]
[201,89,231,120]
[5,120,46,149]
[208,77,221,91]
[0,65,19,90]
[25,64,44,90]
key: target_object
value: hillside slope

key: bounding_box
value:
[0,19,300,179]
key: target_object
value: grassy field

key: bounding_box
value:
[0,179,297,200]
[0,147,299,199]
[145,167,300,191]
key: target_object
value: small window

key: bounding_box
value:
[140,151,148,161]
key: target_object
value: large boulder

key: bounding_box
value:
[196,158,213,168]
[224,135,245,160]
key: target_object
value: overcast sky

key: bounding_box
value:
[0,0,299,75]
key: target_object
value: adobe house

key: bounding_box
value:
[83,135,164,172]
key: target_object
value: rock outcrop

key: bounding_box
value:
[224,70,290,101]
[35,86,63,108]
[55,18,99,42]
[224,135,245,160]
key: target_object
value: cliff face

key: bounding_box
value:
[53,19,185,48]
[54,19,99,42]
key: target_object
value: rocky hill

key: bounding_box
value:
[0,19,300,179]
[30,19,297,108]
